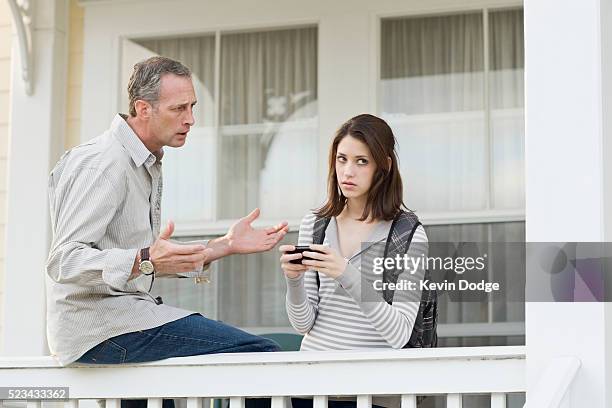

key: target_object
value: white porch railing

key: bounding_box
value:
[523,356,580,408]
[0,346,525,408]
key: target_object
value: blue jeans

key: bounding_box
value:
[76,313,280,364]
[76,313,280,408]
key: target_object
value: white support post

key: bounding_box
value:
[524,0,612,407]
[446,394,462,408]
[187,397,203,408]
[400,395,416,408]
[65,400,79,408]
[490,393,505,408]
[271,397,288,408]
[313,396,328,408]
[148,399,163,408]
[603,0,612,403]
[230,397,245,408]
[106,399,120,408]
[356,395,371,408]
[2,0,68,356]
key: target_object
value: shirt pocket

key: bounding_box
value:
[89,339,127,364]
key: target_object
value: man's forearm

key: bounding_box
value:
[129,251,141,281]
[47,241,138,290]
[204,235,232,263]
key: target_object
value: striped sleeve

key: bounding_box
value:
[335,225,428,348]
[46,167,136,291]
[285,212,320,334]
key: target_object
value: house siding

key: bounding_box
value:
[66,0,84,150]
[0,0,12,349]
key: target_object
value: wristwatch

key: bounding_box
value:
[139,247,155,276]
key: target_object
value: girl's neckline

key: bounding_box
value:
[330,216,391,260]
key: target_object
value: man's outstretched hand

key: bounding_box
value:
[207,208,289,261]
[227,208,289,254]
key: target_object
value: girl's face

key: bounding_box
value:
[335,135,378,201]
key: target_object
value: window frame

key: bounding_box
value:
[122,23,321,235]
[375,5,525,222]
[119,5,526,341]
[373,5,526,341]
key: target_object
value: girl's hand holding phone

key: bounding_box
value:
[302,244,348,279]
[279,245,309,278]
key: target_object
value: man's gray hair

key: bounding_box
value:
[127,56,192,117]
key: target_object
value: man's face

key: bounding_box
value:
[148,74,197,149]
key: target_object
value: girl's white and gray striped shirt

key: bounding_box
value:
[286,212,428,350]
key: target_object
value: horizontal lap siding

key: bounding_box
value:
[66,0,84,150]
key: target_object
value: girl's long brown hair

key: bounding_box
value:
[315,114,406,221]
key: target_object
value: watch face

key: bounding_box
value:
[139,260,155,275]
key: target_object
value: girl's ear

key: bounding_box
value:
[387,156,392,172]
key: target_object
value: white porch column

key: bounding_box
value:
[524,0,612,406]
[2,0,68,356]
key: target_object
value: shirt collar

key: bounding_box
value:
[327,217,393,260]
[112,114,163,168]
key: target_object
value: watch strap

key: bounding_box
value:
[141,247,151,262]
[139,247,155,276]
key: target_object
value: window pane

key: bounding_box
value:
[381,13,487,212]
[426,221,525,328]
[216,233,295,327]
[132,35,218,223]
[490,9,525,209]
[218,27,318,220]
[151,264,218,318]
[150,232,298,327]
[381,13,484,115]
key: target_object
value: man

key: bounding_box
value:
[46,56,287,367]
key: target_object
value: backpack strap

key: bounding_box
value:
[313,211,437,348]
[312,212,421,300]
[383,211,437,348]
[382,210,421,304]
[312,216,331,289]
[312,216,330,246]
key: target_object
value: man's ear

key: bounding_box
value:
[134,100,153,119]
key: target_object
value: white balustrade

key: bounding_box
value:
[0,347,526,408]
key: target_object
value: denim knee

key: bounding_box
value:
[258,337,282,352]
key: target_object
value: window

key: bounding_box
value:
[380,9,525,344]
[119,9,526,340]
[121,26,318,327]
[217,28,318,221]
[381,9,524,213]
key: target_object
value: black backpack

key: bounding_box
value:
[311,210,438,348]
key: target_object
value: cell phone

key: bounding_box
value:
[286,246,324,264]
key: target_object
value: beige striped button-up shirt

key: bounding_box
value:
[46,114,199,365]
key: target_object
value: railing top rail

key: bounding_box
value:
[0,346,526,397]
[0,345,526,369]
